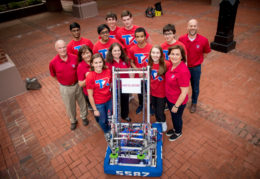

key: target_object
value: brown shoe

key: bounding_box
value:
[190,104,197,113]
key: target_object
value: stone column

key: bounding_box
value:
[46,0,62,12]
[210,0,240,53]
[72,0,98,18]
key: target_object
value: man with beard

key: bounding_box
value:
[67,22,94,56]
[179,19,211,113]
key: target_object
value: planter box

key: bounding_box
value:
[0,3,47,23]
[0,54,26,101]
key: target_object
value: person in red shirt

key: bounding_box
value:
[86,53,112,136]
[105,12,121,39]
[93,24,125,59]
[161,24,187,61]
[49,40,89,130]
[165,45,190,141]
[77,45,93,110]
[116,10,151,53]
[67,22,94,56]
[128,27,154,115]
[106,42,131,122]
[148,45,171,132]
[179,19,211,113]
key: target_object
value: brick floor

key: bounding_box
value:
[0,0,260,178]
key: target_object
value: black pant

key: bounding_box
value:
[151,96,166,122]
[83,93,91,107]
[121,93,129,119]
[138,82,145,106]
[166,98,186,133]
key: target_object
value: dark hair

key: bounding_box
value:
[148,45,166,76]
[106,43,129,65]
[121,10,132,18]
[135,27,147,37]
[70,22,80,31]
[97,24,110,34]
[90,53,107,71]
[106,12,117,20]
[78,45,93,62]
[163,24,176,34]
[168,45,187,63]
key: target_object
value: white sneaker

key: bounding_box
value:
[162,122,167,132]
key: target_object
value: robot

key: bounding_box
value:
[104,67,163,177]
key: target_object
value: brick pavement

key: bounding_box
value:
[0,0,260,178]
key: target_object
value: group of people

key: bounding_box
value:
[49,10,211,142]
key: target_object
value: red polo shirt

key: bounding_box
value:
[109,26,121,39]
[49,54,78,85]
[106,59,130,78]
[179,34,211,67]
[93,38,125,59]
[161,40,187,61]
[67,37,94,56]
[165,61,190,104]
[86,69,112,104]
[116,25,150,53]
[77,60,91,95]
[150,61,171,98]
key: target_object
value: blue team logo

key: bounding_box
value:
[122,34,137,45]
[109,35,115,39]
[74,45,81,51]
[196,44,200,49]
[98,49,108,59]
[151,70,163,81]
[171,74,175,79]
[134,53,149,65]
[95,77,110,89]
[163,50,169,61]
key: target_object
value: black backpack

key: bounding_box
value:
[145,6,155,18]
[25,77,42,90]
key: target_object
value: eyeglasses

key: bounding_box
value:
[100,31,109,35]
[163,32,174,36]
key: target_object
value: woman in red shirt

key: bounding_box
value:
[106,42,131,122]
[148,45,170,132]
[165,45,190,141]
[86,53,112,136]
[77,45,93,111]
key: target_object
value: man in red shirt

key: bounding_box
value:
[67,22,94,56]
[93,24,124,59]
[179,19,211,113]
[116,10,151,53]
[128,27,153,115]
[161,24,187,61]
[105,12,121,39]
[49,40,89,130]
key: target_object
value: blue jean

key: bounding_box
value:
[166,99,186,134]
[95,99,112,133]
[189,65,201,104]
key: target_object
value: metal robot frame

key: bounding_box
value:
[103,66,163,177]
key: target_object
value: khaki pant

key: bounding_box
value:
[59,83,87,123]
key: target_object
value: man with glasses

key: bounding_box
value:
[161,24,187,61]
[93,24,124,59]
[67,22,94,56]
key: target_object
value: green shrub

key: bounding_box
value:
[27,0,42,5]
[8,1,26,9]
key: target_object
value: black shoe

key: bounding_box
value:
[169,132,182,141]
[82,118,89,126]
[136,105,143,114]
[166,129,175,136]
[70,121,78,130]
[122,117,131,122]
